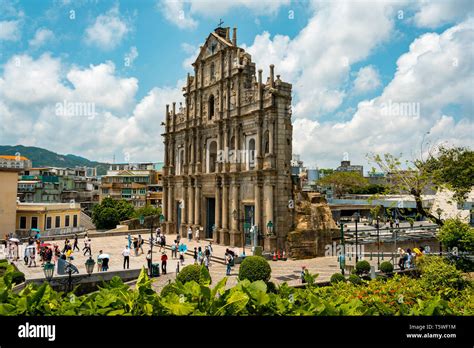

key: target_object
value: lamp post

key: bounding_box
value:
[339,223,345,275]
[436,208,443,255]
[85,257,95,276]
[376,216,380,269]
[43,261,54,282]
[354,212,360,262]
[149,218,154,277]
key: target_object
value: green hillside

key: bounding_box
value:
[0,145,109,175]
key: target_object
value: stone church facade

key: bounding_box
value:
[162,26,293,251]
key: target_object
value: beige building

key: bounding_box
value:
[0,168,21,239]
[162,27,293,251]
[16,203,82,237]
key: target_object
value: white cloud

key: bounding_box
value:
[125,46,139,66]
[0,20,21,41]
[414,0,473,28]
[292,18,474,169]
[244,1,396,119]
[159,0,198,30]
[66,61,138,112]
[159,0,289,29]
[352,65,381,94]
[28,28,54,49]
[0,53,182,163]
[84,5,131,50]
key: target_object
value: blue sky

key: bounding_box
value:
[0,0,473,170]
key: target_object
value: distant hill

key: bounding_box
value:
[0,145,109,175]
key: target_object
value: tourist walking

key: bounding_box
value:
[198,246,203,265]
[225,252,232,276]
[187,227,192,242]
[193,247,198,264]
[122,245,130,269]
[127,233,132,249]
[73,234,80,252]
[83,238,92,256]
[146,250,152,271]
[97,252,103,272]
[138,235,144,255]
[62,238,69,253]
[179,251,185,266]
[395,218,400,228]
[195,228,200,242]
[100,253,109,272]
[161,252,168,274]
[176,233,181,244]
[133,238,139,256]
[171,241,177,259]
[159,233,166,252]
[204,255,209,270]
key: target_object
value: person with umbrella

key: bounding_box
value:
[98,250,110,271]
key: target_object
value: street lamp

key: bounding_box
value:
[43,261,55,282]
[354,212,360,262]
[376,216,380,269]
[149,218,154,277]
[85,257,95,276]
[436,208,443,255]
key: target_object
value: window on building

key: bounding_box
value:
[209,95,215,119]
[55,216,60,228]
[20,216,27,229]
[210,62,215,80]
[73,215,78,227]
[65,215,70,227]
[248,138,256,170]
[31,217,38,229]
[208,140,218,173]
[46,217,52,230]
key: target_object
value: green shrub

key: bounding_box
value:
[238,256,271,282]
[330,273,346,284]
[380,261,394,274]
[416,256,466,299]
[11,271,25,285]
[176,264,211,285]
[348,274,362,285]
[355,260,371,276]
[266,281,278,294]
[160,283,176,297]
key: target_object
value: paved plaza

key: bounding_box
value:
[11,233,385,292]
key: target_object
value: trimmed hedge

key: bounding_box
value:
[176,264,211,285]
[355,260,371,276]
[380,261,394,274]
[330,273,346,284]
[11,271,25,285]
[348,274,362,285]
[238,256,271,282]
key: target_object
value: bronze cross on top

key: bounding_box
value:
[218,19,224,27]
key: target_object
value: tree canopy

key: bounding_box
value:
[369,145,473,226]
[317,171,368,198]
[92,198,135,230]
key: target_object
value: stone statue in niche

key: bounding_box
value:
[230,90,237,108]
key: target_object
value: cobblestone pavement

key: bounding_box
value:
[12,234,386,293]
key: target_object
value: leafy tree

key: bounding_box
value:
[317,172,368,198]
[92,198,134,229]
[424,146,474,204]
[438,219,474,272]
[133,205,162,219]
[369,146,474,226]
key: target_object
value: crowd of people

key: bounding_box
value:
[397,247,425,270]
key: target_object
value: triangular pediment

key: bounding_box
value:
[193,32,233,65]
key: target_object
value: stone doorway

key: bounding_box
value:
[206,197,215,239]
[244,205,254,246]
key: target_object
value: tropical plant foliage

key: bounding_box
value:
[0,256,472,316]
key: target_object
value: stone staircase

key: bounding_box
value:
[80,211,96,230]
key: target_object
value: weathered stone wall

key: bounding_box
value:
[287,192,339,259]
